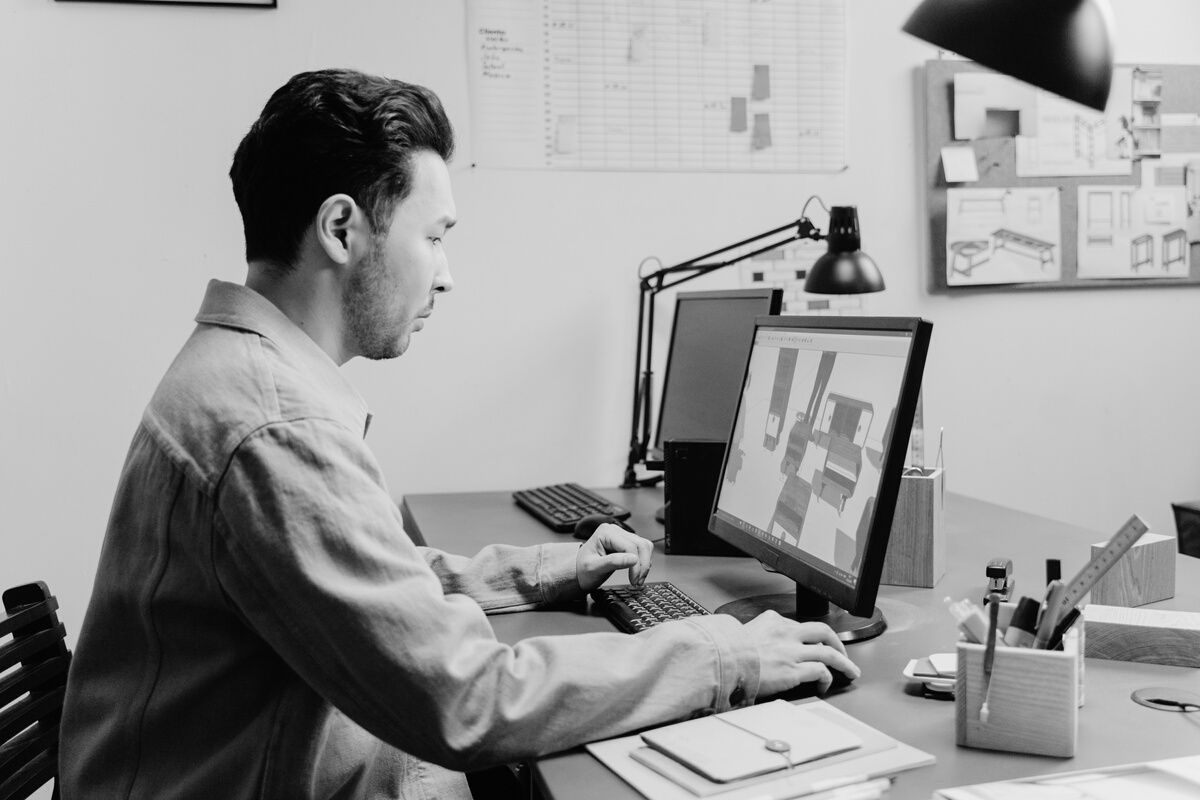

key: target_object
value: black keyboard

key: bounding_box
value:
[512,483,632,533]
[590,582,711,633]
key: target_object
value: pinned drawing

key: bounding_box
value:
[1128,68,1164,158]
[953,73,1037,140]
[1076,185,1190,278]
[946,187,1063,285]
[1015,87,1132,177]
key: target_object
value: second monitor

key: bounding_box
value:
[648,288,783,467]
[708,315,932,643]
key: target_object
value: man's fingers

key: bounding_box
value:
[794,663,834,694]
[792,621,849,655]
[798,643,860,681]
[593,524,653,585]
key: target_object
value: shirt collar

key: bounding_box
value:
[195,279,372,438]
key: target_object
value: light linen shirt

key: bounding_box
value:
[60,280,760,799]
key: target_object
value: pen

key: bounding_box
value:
[1033,580,1065,649]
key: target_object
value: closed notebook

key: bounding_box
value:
[639,700,863,783]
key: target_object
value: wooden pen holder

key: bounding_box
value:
[955,611,1083,758]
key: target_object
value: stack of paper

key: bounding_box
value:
[587,699,935,799]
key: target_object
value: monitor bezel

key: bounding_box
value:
[652,288,783,457]
[706,315,933,620]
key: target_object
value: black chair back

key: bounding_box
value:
[0,582,71,800]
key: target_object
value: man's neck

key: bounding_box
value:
[246,261,351,366]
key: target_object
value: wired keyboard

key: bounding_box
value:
[512,483,632,533]
[590,582,711,633]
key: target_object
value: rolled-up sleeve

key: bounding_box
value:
[212,416,761,771]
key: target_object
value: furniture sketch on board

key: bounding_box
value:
[1164,229,1187,268]
[992,228,1055,268]
[1131,234,1153,271]
[949,240,991,276]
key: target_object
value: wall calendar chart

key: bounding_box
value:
[466,0,848,172]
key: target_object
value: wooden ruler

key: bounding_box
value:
[1054,514,1150,616]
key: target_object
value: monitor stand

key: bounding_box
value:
[715,582,886,644]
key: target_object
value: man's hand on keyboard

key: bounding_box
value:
[744,611,860,696]
[576,524,654,592]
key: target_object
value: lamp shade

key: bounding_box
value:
[902,0,1114,112]
[804,207,885,295]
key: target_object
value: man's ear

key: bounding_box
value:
[314,194,370,266]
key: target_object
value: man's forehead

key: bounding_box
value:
[393,152,456,221]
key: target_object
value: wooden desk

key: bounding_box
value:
[400,489,1200,800]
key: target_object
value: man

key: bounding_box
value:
[59,69,858,800]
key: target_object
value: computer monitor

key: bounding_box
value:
[708,315,932,643]
[649,288,783,466]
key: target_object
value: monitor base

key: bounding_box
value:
[715,593,887,644]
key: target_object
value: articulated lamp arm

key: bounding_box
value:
[621,215,826,489]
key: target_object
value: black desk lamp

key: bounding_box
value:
[902,0,1115,112]
[622,197,885,489]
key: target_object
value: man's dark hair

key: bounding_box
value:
[230,69,455,271]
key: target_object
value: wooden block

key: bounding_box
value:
[881,468,944,588]
[1089,532,1175,607]
[1084,604,1200,668]
[955,628,1080,757]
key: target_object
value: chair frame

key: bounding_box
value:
[0,582,71,800]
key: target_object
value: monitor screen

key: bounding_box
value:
[651,289,782,463]
[708,315,932,643]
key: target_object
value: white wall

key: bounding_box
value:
[3,0,1200,663]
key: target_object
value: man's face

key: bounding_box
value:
[344,149,456,360]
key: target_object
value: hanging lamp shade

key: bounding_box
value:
[803,207,885,295]
[902,0,1115,112]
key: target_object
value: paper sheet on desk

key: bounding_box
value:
[587,700,934,799]
[935,754,1200,799]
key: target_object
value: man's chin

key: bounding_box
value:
[360,333,409,361]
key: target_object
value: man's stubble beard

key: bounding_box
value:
[343,238,408,362]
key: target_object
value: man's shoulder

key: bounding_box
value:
[144,324,353,486]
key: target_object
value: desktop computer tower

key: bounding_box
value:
[663,439,749,557]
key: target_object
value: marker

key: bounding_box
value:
[1045,606,1082,651]
[1003,596,1039,648]
[1045,558,1061,587]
